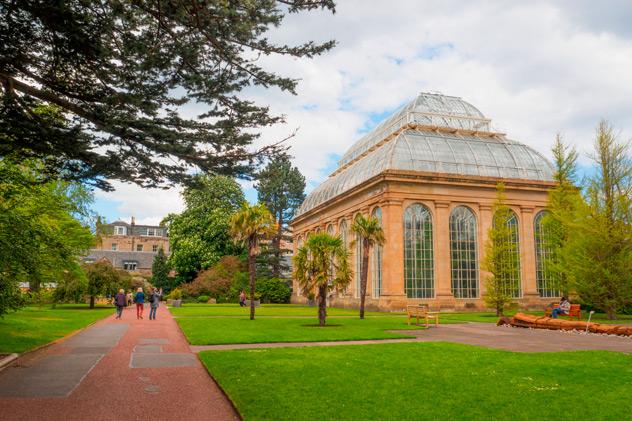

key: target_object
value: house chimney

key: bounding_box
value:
[131,216,136,225]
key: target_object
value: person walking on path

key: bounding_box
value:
[135,287,145,319]
[149,288,162,320]
[114,289,126,319]
[239,290,246,307]
[126,291,133,307]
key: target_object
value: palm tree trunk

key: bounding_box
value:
[318,284,327,326]
[359,240,370,320]
[248,240,256,320]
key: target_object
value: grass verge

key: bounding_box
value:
[0,304,112,353]
[200,342,632,420]
[177,316,423,345]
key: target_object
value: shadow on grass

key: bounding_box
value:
[301,324,343,328]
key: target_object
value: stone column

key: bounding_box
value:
[433,201,454,306]
[478,204,493,298]
[379,200,407,307]
[520,206,539,301]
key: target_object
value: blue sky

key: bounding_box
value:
[92,1,632,225]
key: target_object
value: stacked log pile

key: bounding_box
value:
[497,313,632,336]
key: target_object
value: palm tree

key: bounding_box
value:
[230,203,276,320]
[294,232,351,326]
[351,214,386,319]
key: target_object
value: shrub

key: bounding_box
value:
[257,278,291,304]
[169,288,182,300]
[197,295,210,303]
[181,255,246,300]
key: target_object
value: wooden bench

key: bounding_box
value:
[407,305,439,327]
[545,304,582,321]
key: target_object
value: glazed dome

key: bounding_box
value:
[296,92,554,217]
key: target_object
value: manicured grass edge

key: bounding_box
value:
[194,352,244,420]
[9,309,112,363]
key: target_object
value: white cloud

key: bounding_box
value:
[96,1,632,218]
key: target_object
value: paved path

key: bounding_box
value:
[0,304,238,421]
[192,323,632,353]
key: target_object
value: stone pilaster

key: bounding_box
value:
[433,201,454,305]
[520,206,540,300]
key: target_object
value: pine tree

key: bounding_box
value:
[255,155,306,278]
[151,247,171,292]
[0,1,335,190]
[483,183,520,316]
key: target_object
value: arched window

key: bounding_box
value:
[450,206,479,298]
[339,220,348,296]
[404,204,434,298]
[339,220,348,249]
[326,224,334,235]
[493,209,522,298]
[355,214,364,298]
[371,207,383,298]
[534,211,559,297]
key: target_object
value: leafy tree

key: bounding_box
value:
[0,158,94,316]
[0,1,335,190]
[563,121,632,319]
[294,233,351,326]
[230,203,276,320]
[257,278,291,304]
[83,260,132,309]
[350,214,385,319]
[542,134,583,295]
[483,184,520,316]
[151,247,171,292]
[255,155,306,278]
[164,175,245,282]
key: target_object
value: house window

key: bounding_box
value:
[115,226,126,235]
[136,244,143,252]
[111,243,118,251]
[152,244,159,252]
[155,229,163,237]
[147,228,155,236]
[404,204,434,299]
[450,206,479,298]
[123,261,137,271]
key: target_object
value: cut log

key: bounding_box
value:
[501,313,632,336]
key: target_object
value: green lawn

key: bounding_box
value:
[177,316,423,345]
[200,342,632,420]
[169,303,401,318]
[0,305,112,353]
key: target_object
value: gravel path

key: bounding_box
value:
[0,304,238,421]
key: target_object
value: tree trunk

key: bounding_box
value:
[607,307,617,320]
[359,240,370,320]
[248,240,256,320]
[89,295,95,309]
[272,212,283,278]
[318,284,327,326]
[496,305,503,317]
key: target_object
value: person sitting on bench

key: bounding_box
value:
[551,297,571,318]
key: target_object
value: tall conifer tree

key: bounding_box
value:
[255,155,306,278]
[483,183,520,316]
